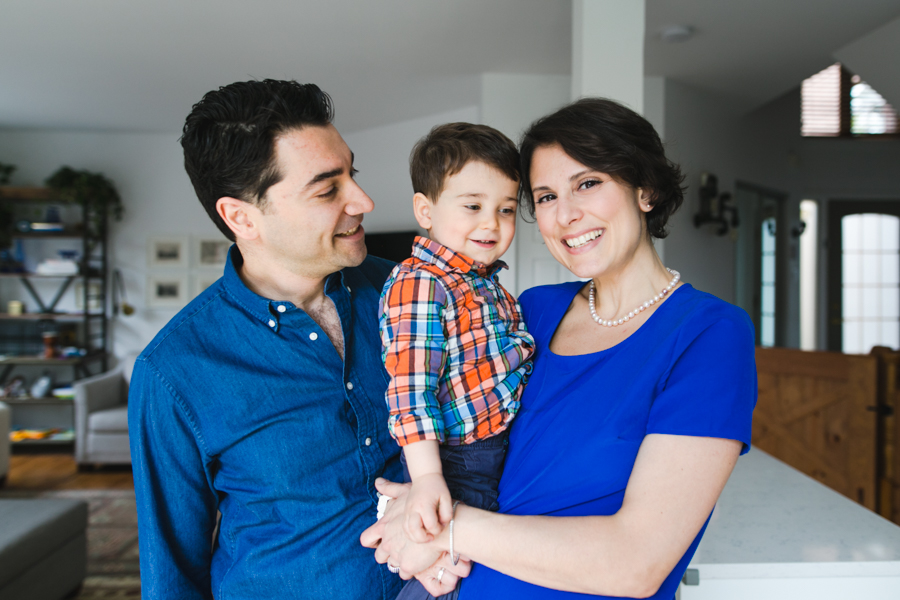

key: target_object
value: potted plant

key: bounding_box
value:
[45,166,124,236]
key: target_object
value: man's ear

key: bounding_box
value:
[412,193,434,230]
[216,197,260,241]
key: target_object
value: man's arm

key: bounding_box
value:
[128,358,219,600]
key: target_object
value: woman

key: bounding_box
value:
[362,98,757,599]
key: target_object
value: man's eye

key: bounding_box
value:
[350,168,359,179]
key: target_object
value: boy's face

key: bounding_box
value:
[413,161,518,266]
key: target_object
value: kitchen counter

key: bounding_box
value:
[681,449,900,599]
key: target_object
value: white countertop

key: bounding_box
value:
[689,449,900,579]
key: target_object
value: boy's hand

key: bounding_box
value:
[404,473,453,543]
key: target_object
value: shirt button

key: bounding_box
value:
[346,382,354,390]
[309,332,318,341]
[365,437,372,446]
[346,286,352,293]
[268,319,276,328]
[277,305,286,313]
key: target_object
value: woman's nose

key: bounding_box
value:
[556,195,582,225]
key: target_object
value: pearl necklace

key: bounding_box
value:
[588,268,680,327]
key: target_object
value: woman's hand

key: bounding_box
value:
[415,552,472,596]
[361,478,471,583]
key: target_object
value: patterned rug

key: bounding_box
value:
[0,488,141,598]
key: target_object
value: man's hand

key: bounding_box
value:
[405,473,453,543]
[361,478,448,578]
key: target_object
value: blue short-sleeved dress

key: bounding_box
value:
[458,282,757,600]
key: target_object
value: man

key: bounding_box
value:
[128,80,462,599]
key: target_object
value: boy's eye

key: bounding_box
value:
[499,207,516,215]
[464,204,481,211]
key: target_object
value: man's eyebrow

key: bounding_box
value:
[303,153,354,190]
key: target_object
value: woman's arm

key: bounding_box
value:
[364,433,741,598]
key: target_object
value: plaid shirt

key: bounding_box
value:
[380,236,534,446]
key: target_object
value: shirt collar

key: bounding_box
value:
[410,236,507,279]
[223,244,347,330]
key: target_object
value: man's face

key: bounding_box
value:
[255,125,373,279]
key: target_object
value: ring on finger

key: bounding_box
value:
[437,567,445,583]
[387,563,401,574]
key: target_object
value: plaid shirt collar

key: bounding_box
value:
[411,236,507,279]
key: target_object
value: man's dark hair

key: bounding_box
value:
[520,98,686,239]
[409,123,520,202]
[181,79,334,241]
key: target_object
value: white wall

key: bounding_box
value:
[0,105,482,358]
[661,80,745,304]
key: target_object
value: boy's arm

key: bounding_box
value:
[128,358,218,600]
[380,269,449,445]
[402,440,454,541]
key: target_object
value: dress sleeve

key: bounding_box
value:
[128,358,219,599]
[380,269,449,445]
[646,310,757,454]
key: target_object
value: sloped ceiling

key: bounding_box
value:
[1,0,899,133]
[834,15,900,110]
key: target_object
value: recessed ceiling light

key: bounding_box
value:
[660,25,694,44]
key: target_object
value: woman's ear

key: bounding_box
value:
[216,197,260,241]
[637,188,655,213]
[412,192,434,231]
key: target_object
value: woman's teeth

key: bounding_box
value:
[565,230,602,248]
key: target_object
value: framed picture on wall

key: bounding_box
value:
[147,274,189,308]
[148,236,189,268]
[193,237,231,269]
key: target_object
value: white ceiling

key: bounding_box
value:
[1,0,899,134]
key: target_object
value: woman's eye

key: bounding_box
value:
[579,179,600,190]
[535,193,556,204]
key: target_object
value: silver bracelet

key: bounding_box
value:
[449,500,461,566]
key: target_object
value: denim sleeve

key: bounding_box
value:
[128,357,219,599]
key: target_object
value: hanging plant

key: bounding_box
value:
[45,167,124,228]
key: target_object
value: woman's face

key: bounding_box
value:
[529,144,653,280]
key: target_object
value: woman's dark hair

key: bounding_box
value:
[520,97,685,239]
[410,122,520,202]
[180,79,334,241]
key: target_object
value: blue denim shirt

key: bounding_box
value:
[128,246,403,600]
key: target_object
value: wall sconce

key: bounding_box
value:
[694,173,738,236]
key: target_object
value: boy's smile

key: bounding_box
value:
[413,160,519,266]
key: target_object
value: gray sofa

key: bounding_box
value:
[0,498,87,600]
[72,354,136,467]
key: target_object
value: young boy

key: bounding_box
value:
[379,123,535,592]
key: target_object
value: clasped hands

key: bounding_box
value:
[360,478,472,596]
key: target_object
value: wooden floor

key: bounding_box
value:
[3,452,134,491]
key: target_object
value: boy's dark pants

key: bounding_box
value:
[395,430,509,600]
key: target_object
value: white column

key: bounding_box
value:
[480,73,571,296]
[572,0,645,113]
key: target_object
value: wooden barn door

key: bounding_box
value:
[753,347,879,510]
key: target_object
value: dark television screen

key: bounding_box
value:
[365,230,418,264]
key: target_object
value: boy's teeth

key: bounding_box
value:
[565,230,602,248]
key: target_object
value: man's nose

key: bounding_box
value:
[346,179,374,215]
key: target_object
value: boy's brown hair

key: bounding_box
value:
[409,122,520,201]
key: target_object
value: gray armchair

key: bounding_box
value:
[0,401,9,485]
[73,353,137,467]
